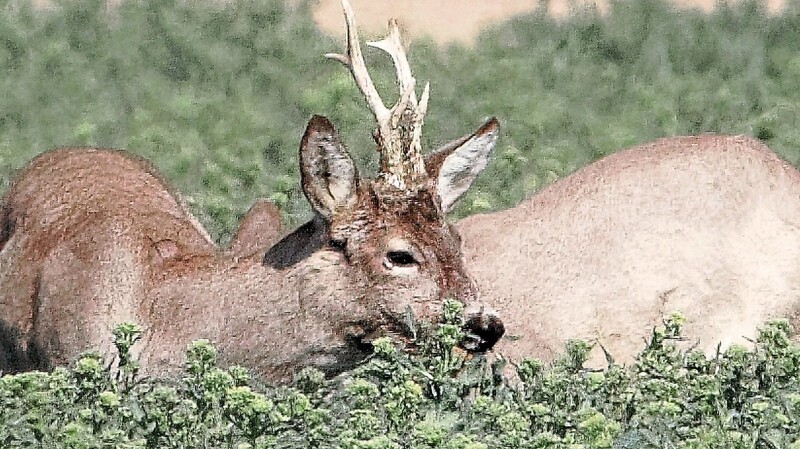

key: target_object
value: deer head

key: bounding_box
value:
[263,0,503,353]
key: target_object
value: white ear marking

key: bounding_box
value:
[435,120,499,212]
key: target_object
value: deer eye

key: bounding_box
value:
[385,250,417,267]
[328,238,347,251]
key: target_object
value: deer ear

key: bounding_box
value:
[299,115,359,219]
[424,117,499,213]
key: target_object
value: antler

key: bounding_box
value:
[325,0,428,189]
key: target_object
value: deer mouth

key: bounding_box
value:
[342,321,388,352]
[345,307,505,355]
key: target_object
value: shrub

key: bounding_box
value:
[2,306,800,448]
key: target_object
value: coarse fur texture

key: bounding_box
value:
[0,148,217,371]
[228,199,283,258]
[457,134,800,366]
[0,116,504,382]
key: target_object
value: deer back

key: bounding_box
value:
[457,135,800,365]
[0,148,217,371]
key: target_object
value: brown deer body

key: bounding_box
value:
[0,1,504,381]
[0,148,219,371]
[457,135,800,366]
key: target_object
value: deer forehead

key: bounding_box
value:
[335,188,448,236]
[365,183,444,224]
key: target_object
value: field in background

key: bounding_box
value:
[311,0,788,45]
[30,0,791,45]
[1,0,800,242]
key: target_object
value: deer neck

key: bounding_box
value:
[141,221,372,382]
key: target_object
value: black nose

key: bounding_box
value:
[460,313,505,352]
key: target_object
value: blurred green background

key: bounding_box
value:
[1,0,799,243]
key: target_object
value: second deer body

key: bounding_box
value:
[458,134,800,365]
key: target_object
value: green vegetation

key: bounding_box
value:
[2,0,800,240]
[2,304,800,448]
[3,2,800,444]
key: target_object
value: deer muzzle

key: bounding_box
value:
[460,306,505,352]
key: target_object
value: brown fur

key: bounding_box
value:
[0,116,503,382]
[228,199,283,258]
[457,134,800,366]
[0,148,217,371]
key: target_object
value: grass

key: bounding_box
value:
[2,0,800,241]
[2,307,800,448]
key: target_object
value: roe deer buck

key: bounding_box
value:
[457,134,800,366]
[0,0,504,381]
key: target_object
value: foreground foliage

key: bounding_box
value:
[2,1,799,447]
[1,0,800,239]
[2,304,799,448]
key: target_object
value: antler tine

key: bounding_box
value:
[368,20,429,180]
[367,20,418,120]
[410,82,431,158]
[368,20,430,134]
[324,0,390,125]
[418,82,430,117]
[326,0,430,188]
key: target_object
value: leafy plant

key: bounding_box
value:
[2,306,800,448]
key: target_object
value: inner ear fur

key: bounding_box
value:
[299,115,359,219]
[424,117,500,213]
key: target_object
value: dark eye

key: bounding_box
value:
[329,239,346,251]
[386,250,417,267]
